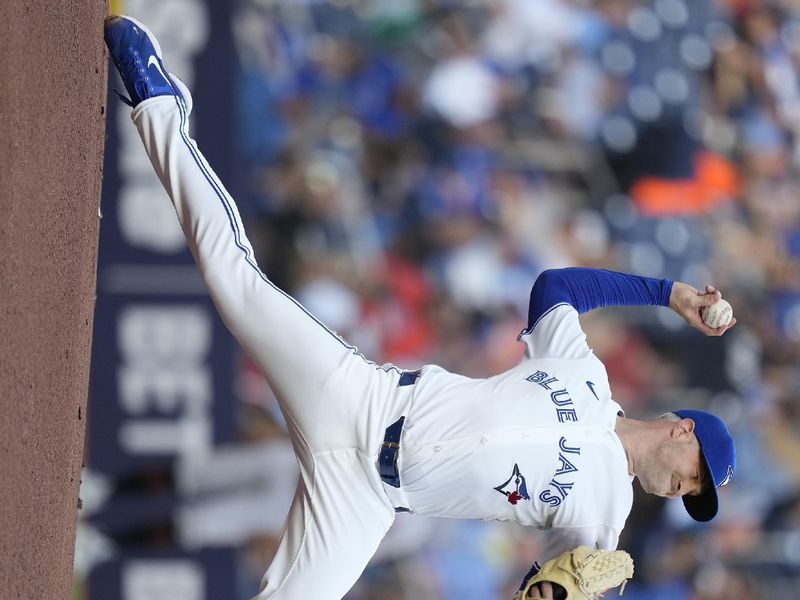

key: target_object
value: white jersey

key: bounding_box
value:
[398,304,634,560]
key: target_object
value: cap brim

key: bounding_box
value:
[682,449,719,522]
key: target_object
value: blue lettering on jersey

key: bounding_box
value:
[559,437,581,454]
[538,436,581,508]
[526,370,558,390]
[556,408,578,422]
[555,453,578,476]
[526,370,579,423]
[550,389,572,406]
[494,463,531,506]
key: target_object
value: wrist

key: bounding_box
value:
[667,280,681,310]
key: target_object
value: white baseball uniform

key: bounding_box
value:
[131,90,635,600]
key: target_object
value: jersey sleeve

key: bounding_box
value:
[518,268,673,360]
[518,304,593,360]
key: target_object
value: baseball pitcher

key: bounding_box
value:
[104,16,737,600]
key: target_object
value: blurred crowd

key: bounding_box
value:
[225,0,800,597]
[224,0,800,598]
[91,0,800,598]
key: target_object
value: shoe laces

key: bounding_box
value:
[110,47,153,107]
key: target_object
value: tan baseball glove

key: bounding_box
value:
[514,546,634,600]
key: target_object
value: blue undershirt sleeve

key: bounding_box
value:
[527,268,674,330]
[517,562,541,595]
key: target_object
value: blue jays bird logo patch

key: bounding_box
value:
[494,463,531,505]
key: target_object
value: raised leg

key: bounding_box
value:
[131,94,376,448]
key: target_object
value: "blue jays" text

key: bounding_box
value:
[526,370,579,423]
[538,437,581,507]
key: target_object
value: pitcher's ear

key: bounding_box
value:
[673,418,696,438]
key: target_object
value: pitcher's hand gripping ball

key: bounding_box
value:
[701,298,733,329]
[515,546,634,600]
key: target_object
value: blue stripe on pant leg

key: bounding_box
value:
[167,94,395,372]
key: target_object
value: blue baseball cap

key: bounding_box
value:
[673,409,736,522]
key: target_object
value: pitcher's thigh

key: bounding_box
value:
[215,276,369,436]
[252,451,394,600]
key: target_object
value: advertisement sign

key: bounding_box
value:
[89,549,237,600]
[89,0,236,476]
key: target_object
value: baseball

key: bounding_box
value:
[702,298,733,328]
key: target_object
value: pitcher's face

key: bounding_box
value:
[637,428,706,499]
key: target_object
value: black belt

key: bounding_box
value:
[377,369,420,489]
[397,369,420,387]
[378,416,405,488]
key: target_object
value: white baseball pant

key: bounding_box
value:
[131,93,415,599]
